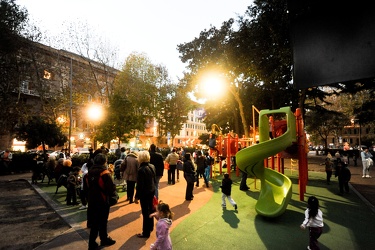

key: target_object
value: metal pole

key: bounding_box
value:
[68,58,72,156]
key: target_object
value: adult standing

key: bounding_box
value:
[149,144,164,199]
[85,153,116,249]
[122,151,139,204]
[165,148,179,185]
[195,151,209,187]
[361,147,372,178]
[204,151,212,181]
[120,147,127,160]
[134,151,156,239]
[183,153,196,201]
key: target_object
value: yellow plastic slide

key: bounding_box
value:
[236,107,297,217]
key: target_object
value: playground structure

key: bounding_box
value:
[209,106,308,218]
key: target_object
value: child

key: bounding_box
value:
[66,166,80,206]
[300,196,324,250]
[220,173,237,210]
[149,201,173,250]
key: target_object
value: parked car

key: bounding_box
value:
[50,151,66,159]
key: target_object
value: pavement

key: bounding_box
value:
[1,152,375,250]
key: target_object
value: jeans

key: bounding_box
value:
[204,166,210,180]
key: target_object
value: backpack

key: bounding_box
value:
[86,169,119,206]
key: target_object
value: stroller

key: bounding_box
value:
[113,159,127,192]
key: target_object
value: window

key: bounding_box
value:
[20,81,28,91]
[43,70,52,80]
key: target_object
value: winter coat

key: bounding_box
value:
[221,177,232,196]
[123,153,139,182]
[135,162,156,200]
[150,151,164,177]
[151,218,172,250]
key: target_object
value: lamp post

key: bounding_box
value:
[68,58,73,155]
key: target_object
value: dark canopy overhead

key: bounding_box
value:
[288,0,375,89]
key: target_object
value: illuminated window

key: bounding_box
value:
[43,70,52,79]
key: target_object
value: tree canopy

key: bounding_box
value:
[15,116,67,152]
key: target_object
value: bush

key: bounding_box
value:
[7,152,35,172]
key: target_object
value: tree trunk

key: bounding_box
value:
[230,88,249,138]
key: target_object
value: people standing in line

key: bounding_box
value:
[122,151,139,204]
[149,201,174,250]
[183,153,196,201]
[220,173,237,210]
[300,196,324,250]
[120,147,126,160]
[134,151,156,239]
[165,148,179,185]
[79,159,92,210]
[361,147,372,178]
[195,150,209,187]
[66,166,80,206]
[54,158,65,182]
[149,144,164,199]
[324,157,333,185]
[85,153,116,250]
[176,149,183,181]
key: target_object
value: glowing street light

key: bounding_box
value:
[87,104,104,122]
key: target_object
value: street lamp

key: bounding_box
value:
[86,103,104,149]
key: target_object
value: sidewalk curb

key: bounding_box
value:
[29,180,89,249]
[349,182,375,213]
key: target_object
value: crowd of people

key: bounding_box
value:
[29,144,221,249]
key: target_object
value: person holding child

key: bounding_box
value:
[220,173,237,210]
[300,196,324,250]
[149,200,173,250]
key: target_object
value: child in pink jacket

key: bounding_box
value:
[149,201,174,250]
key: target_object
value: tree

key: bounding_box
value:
[305,107,349,149]
[178,20,253,137]
[15,116,67,155]
[156,79,194,146]
[0,0,30,145]
[94,93,138,147]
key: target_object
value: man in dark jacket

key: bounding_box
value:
[85,153,116,249]
[149,144,164,199]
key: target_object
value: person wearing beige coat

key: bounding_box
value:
[122,152,139,203]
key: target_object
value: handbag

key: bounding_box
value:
[152,195,158,211]
[164,162,169,170]
[176,160,183,171]
[107,191,119,206]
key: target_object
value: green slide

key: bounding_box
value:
[236,107,297,217]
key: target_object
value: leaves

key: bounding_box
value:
[15,116,67,149]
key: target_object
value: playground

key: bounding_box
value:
[1,106,375,249]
